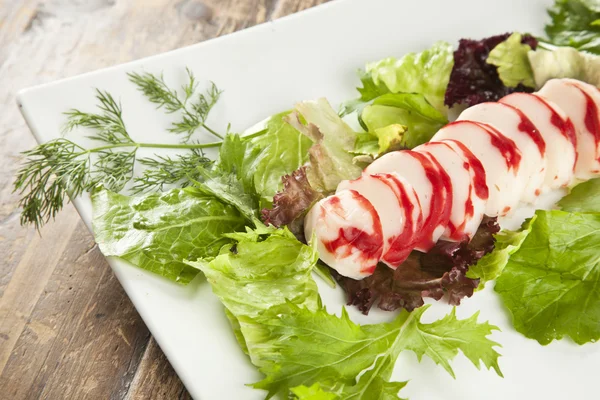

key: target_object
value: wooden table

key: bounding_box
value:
[0,1,328,398]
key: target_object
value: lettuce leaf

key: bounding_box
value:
[487,33,536,88]
[335,216,499,314]
[290,384,337,400]
[186,226,320,359]
[467,216,537,288]
[261,167,324,239]
[251,304,502,398]
[352,124,406,159]
[287,98,362,192]
[250,112,313,207]
[364,41,454,113]
[91,187,245,283]
[361,93,448,150]
[495,210,600,345]
[194,133,262,221]
[559,178,600,212]
[545,0,600,54]
[527,46,600,88]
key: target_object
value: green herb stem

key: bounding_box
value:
[89,140,223,153]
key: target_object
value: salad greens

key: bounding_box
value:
[528,47,600,88]
[495,210,600,345]
[559,178,600,212]
[487,33,536,89]
[188,227,501,399]
[467,216,537,289]
[187,226,320,357]
[251,111,313,208]
[362,41,454,113]
[92,187,245,283]
[287,98,363,192]
[544,0,600,54]
[360,93,448,149]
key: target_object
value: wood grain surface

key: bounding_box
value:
[0,1,329,398]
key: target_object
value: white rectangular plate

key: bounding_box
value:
[18,0,600,398]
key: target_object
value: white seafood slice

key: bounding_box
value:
[304,190,384,280]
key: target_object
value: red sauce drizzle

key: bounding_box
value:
[531,94,578,169]
[406,151,453,252]
[321,191,383,274]
[472,121,522,173]
[580,89,600,159]
[372,173,423,267]
[533,95,578,146]
[443,139,489,201]
[501,103,546,156]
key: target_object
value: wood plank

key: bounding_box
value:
[124,338,192,400]
[0,221,150,399]
[0,0,330,398]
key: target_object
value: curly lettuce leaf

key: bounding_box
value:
[91,187,245,283]
[545,0,600,54]
[495,210,600,345]
[186,226,320,359]
[251,304,502,398]
[335,217,499,314]
[364,41,454,113]
[487,32,536,88]
[528,46,600,89]
[559,178,600,212]
[467,216,537,288]
[287,98,362,192]
[361,93,448,150]
[261,167,324,239]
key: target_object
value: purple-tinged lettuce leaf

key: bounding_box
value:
[444,33,538,107]
[334,217,499,314]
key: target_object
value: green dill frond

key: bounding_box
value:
[13,139,90,229]
[63,89,131,144]
[132,148,213,194]
[128,70,224,141]
[127,71,183,113]
[91,150,137,192]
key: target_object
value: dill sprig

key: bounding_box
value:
[14,79,225,230]
[63,90,131,144]
[127,68,223,141]
[132,149,213,194]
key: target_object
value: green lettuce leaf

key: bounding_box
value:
[487,33,536,88]
[186,226,320,360]
[197,112,312,218]
[287,98,362,192]
[91,187,245,283]
[251,304,502,398]
[495,210,600,345]
[467,216,537,288]
[352,124,406,159]
[527,46,600,88]
[250,112,313,207]
[559,178,600,212]
[290,384,337,400]
[194,133,261,221]
[361,93,448,150]
[364,41,454,113]
[545,0,600,54]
